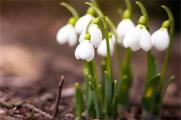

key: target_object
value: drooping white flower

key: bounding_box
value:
[116,19,135,41]
[56,24,77,46]
[79,24,102,48]
[97,39,114,57]
[151,28,169,51]
[123,25,152,52]
[123,26,141,51]
[139,27,152,52]
[75,40,94,61]
[75,14,94,34]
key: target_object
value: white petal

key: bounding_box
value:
[139,27,152,52]
[151,28,169,51]
[75,47,80,60]
[78,24,102,48]
[56,25,69,44]
[57,24,77,46]
[79,31,86,43]
[75,40,94,61]
[89,24,102,48]
[75,14,94,34]
[66,25,77,46]
[123,26,140,51]
[97,39,114,57]
[116,19,135,40]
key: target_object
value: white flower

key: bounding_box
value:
[116,19,135,41]
[75,40,94,61]
[139,27,152,52]
[151,28,169,51]
[75,14,94,34]
[97,39,114,57]
[56,24,77,46]
[123,26,141,51]
[123,25,152,52]
[79,24,102,48]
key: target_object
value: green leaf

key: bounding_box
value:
[152,75,175,117]
[162,75,175,96]
[75,82,84,119]
[119,48,132,106]
[142,74,161,112]
[103,71,113,116]
[146,52,157,82]
[111,80,118,117]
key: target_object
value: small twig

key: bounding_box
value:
[24,103,53,119]
[53,75,64,118]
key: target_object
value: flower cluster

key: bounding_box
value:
[57,1,174,120]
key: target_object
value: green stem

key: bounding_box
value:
[146,51,157,82]
[125,0,132,11]
[105,16,116,36]
[160,5,175,89]
[60,2,79,19]
[111,80,118,116]
[136,1,149,27]
[119,48,132,105]
[90,0,99,7]
[86,2,112,78]
[122,0,132,18]
[86,19,94,34]
[122,48,132,70]
[75,82,84,119]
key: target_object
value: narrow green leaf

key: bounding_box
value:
[111,80,118,117]
[152,75,175,117]
[142,74,161,112]
[104,71,113,116]
[119,48,132,106]
[162,75,175,96]
[146,51,157,82]
[75,82,84,119]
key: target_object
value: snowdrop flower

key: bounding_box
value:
[75,14,94,34]
[79,24,102,48]
[75,40,94,61]
[123,25,152,52]
[151,28,169,51]
[97,39,114,57]
[56,24,77,46]
[116,19,135,41]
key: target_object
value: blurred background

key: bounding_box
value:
[0,0,180,103]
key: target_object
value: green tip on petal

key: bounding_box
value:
[138,16,148,26]
[123,9,132,18]
[68,17,77,25]
[87,7,96,16]
[85,33,91,40]
[93,17,101,24]
[136,1,149,27]
[161,20,170,29]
